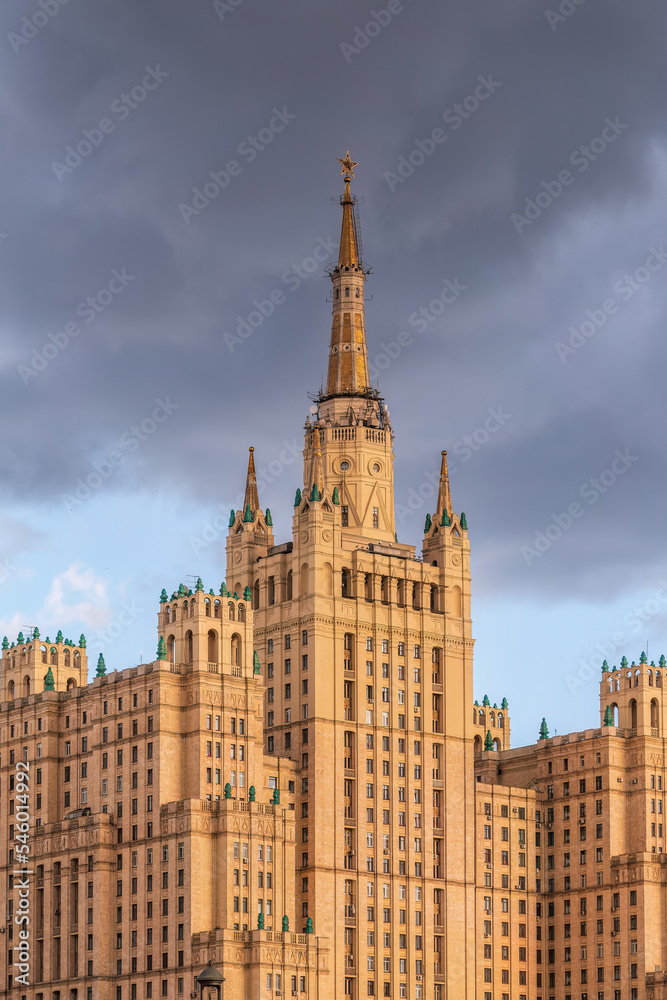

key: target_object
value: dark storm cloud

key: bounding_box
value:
[2,0,667,601]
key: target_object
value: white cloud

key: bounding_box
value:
[41,561,111,629]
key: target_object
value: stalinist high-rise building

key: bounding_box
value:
[0,155,666,1000]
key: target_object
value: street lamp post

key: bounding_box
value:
[195,961,226,1000]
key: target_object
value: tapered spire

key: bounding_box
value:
[243,447,260,515]
[436,451,452,520]
[325,153,370,398]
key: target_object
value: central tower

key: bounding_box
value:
[226,155,477,1000]
[303,152,396,545]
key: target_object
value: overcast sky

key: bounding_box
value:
[2,0,667,745]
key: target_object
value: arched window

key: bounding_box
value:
[64,649,70,667]
[323,563,333,596]
[451,585,462,618]
[397,579,406,606]
[204,598,211,617]
[611,703,619,726]
[253,580,260,610]
[489,711,495,727]
[167,635,176,663]
[74,651,80,666]
[365,574,373,601]
[651,698,659,729]
[381,576,389,604]
[345,287,350,297]
[238,604,246,623]
[634,669,640,687]
[23,675,31,697]
[185,630,193,663]
[412,582,420,610]
[479,709,485,727]
[189,600,195,619]
[648,669,653,686]
[231,633,241,666]
[41,645,47,664]
[268,576,276,605]
[172,604,178,621]
[8,680,15,700]
[341,568,351,598]
[207,630,218,663]
[300,563,309,597]
[630,698,638,729]
[355,288,360,298]
[228,602,235,621]
[430,585,438,612]
[627,671,632,688]
[214,600,221,619]
[493,738,501,751]
[67,678,77,691]
[498,712,504,729]
[165,605,171,623]
[50,647,57,665]
[473,707,478,726]
[474,735,482,753]
[657,671,662,688]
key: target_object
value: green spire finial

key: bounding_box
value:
[272,787,280,805]
[249,785,256,802]
[603,705,614,726]
[33,627,40,640]
[332,486,340,505]
[441,510,450,527]
[282,915,289,932]
[640,651,647,663]
[243,504,253,523]
[157,636,167,661]
[294,488,302,507]
[220,583,228,596]
[538,718,549,740]
[460,512,468,529]
[310,483,320,502]
[96,653,106,677]
[253,651,261,675]
[257,912,265,930]
[484,730,494,751]
[265,508,273,526]
[1,636,7,650]
[621,656,628,668]
[424,513,432,533]
[482,694,490,707]
[228,509,235,528]
[306,917,313,934]
[160,588,168,603]
[661,655,666,668]
[243,585,252,601]
[196,577,203,592]
[79,633,86,649]
[44,667,55,691]
[55,630,63,643]
[501,697,508,710]
[224,783,232,800]
[602,659,608,672]
[17,631,24,645]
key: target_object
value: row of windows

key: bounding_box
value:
[546,776,603,797]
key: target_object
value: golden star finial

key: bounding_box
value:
[337,151,358,179]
